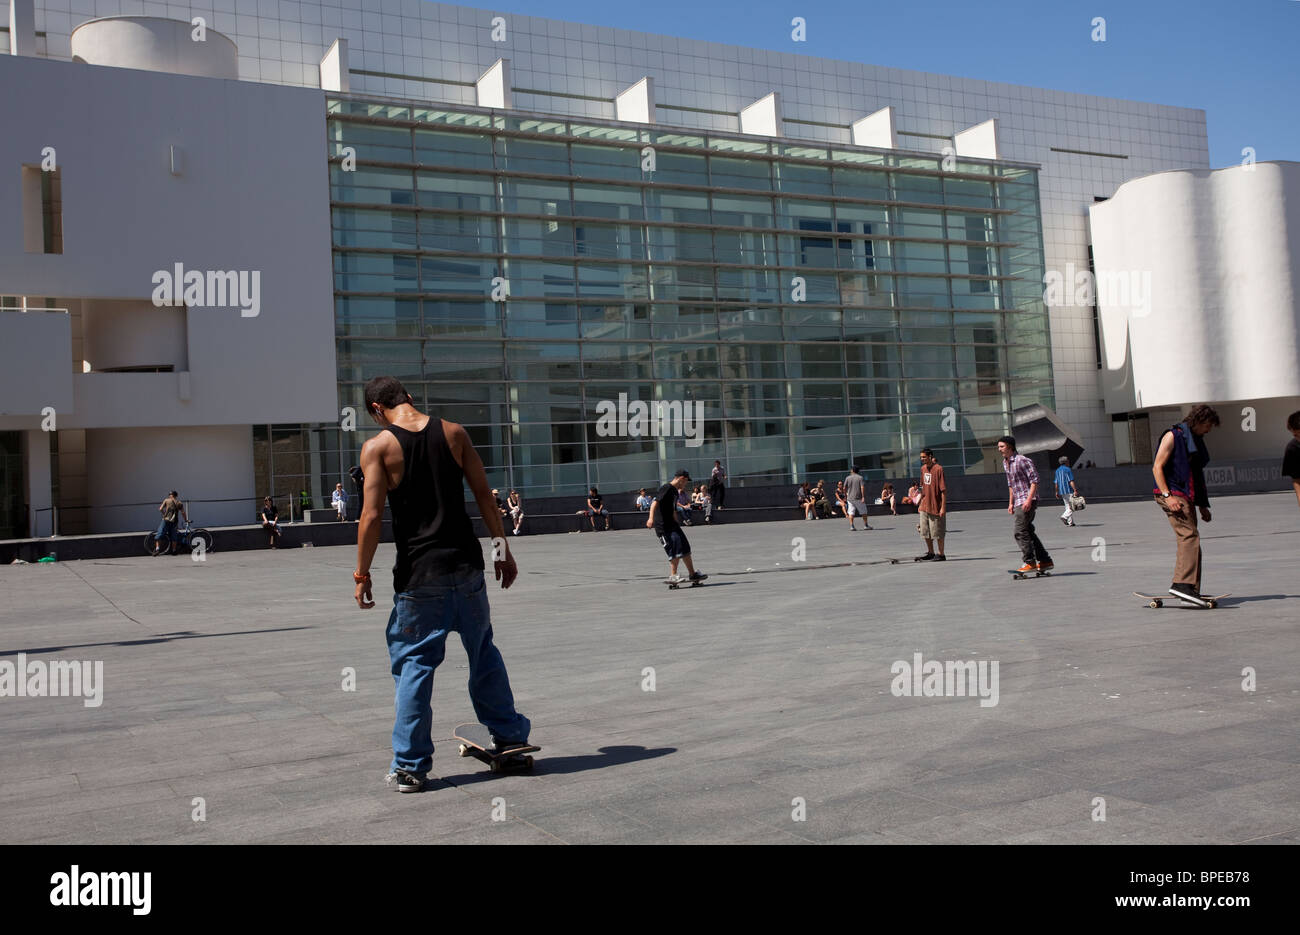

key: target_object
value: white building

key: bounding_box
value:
[1090,161,1300,462]
[4,0,1254,537]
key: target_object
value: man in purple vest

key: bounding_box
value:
[1152,404,1220,606]
[353,376,531,793]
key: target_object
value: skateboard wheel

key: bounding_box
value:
[523,756,534,769]
[1207,600,1217,609]
[458,744,469,757]
[1150,600,1161,609]
[488,759,501,773]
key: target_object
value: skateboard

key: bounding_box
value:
[1008,568,1051,580]
[452,723,540,773]
[1133,591,1230,609]
[666,573,709,589]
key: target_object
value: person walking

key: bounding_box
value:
[332,482,349,522]
[997,436,1053,574]
[1283,410,1300,514]
[647,469,707,586]
[709,460,727,510]
[915,448,947,561]
[349,465,365,524]
[842,465,871,530]
[353,375,531,794]
[1054,457,1079,526]
[1152,404,1220,606]
[153,490,187,555]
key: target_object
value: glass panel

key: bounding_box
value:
[709,156,772,191]
[413,129,493,168]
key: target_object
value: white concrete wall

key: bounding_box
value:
[0,53,337,430]
[1091,162,1300,413]
[82,299,187,372]
[70,16,238,78]
[0,310,73,417]
[83,423,253,533]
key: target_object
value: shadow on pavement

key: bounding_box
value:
[0,626,313,657]
[439,744,677,785]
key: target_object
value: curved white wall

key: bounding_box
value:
[70,16,237,79]
[1090,162,1300,412]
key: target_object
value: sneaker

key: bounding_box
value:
[916,553,934,561]
[1068,520,1076,527]
[932,554,946,562]
[1016,562,1037,573]
[491,738,530,756]
[689,571,708,582]
[1168,583,1209,606]
[1060,517,1070,526]
[1037,560,1054,572]
[385,768,427,793]
[667,574,682,584]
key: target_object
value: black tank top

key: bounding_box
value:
[384,418,484,592]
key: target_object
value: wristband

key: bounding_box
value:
[353,571,371,582]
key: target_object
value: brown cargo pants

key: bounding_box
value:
[1155,494,1201,590]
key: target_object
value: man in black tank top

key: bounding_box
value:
[353,376,531,793]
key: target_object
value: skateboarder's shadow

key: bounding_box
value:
[442,745,675,784]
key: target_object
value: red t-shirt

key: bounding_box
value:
[918,464,946,514]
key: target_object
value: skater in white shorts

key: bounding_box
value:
[841,464,872,531]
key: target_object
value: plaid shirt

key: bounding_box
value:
[1005,453,1039,508]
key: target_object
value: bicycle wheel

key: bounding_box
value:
[144,532,161,556]
[190,528,214,553]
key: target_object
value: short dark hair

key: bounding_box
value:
[364,376,411,413]
[920,447,934,459]
[998,435,1017,451]
[170,490,178,497]
[1287,410,1300,432]
[850,465,860,473]
[673,469,690,479]
[1182,404,1220,428]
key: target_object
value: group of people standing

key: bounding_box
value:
[343,371,1298,796]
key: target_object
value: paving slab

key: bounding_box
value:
[1,492,1297,844]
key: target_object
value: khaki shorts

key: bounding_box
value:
[917,510,946,540]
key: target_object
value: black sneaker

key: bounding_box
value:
[385,768,427,793]
[932,554,946,562]
[689,571,708,582]
[1168,583,1209,607]
[915,553,935,561]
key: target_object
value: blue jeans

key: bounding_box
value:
[385,567,530,773]
[154,518,178,547]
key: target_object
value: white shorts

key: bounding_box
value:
[847,500,868,517]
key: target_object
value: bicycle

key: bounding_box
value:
[144,520,215,556]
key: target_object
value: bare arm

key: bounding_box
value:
[647,500,659,529]
[1152,432,1175,496]
[1293,479,1300,510]
[446,421,516,589]
[352,437,389,607]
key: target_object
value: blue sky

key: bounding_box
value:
[492,0,1299,168]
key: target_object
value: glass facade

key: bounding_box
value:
[265,98,1051,504]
